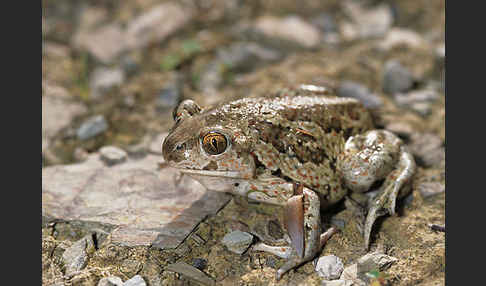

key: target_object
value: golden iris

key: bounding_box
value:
[202,132,227,155]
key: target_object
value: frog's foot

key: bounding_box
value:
[363,146,415,249]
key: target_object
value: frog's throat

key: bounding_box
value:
[178,168,243,178]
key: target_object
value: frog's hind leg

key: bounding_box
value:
[363,145,415,249]
[251,187,338,280]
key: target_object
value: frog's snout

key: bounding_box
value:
[161,136,180,164]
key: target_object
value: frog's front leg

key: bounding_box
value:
[338,130,416,249]
[251,185,337,280]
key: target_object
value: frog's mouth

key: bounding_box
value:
[177,168,243,178]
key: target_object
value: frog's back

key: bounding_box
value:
[217,88,374,138]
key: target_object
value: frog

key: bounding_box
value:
[162,85,416,280]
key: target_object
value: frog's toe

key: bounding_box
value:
[363,196,388,249]
[251,243,291,259]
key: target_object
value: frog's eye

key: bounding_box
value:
[201,132,228,155]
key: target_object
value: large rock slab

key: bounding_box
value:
[42,152,231,249]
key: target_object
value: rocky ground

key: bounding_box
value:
[42,0,445,285]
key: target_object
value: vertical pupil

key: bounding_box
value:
[212,138,218,150]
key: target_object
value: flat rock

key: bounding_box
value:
[98,276,123,286]
[221,230,254,254]
[315,255,344,280]
[42,153,231,249]
[253,16,322,49]
[123,275,146,286]
[125,2,194,50]
[62,235,95,276]
[166,261,215,286]
[42,95,87,151]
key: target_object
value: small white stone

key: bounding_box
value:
[99,146,127,166]
[123,275,146,286]
[98,276,123,286]
[315,255,344,280]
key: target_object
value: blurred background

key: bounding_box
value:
[42,1,445,285]
[42,0,444,166]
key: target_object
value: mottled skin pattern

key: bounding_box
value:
[162,86,416,280]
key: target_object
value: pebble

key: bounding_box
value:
[123,275,146,286]
[125,2,194,50]
[77,115,108,141]
[61,235,95,276]
[357,252,398,273]
[198,60,224,93]
[253,15,322,49]
[394,89,440,116]
[99,146,127,166]
[156,81,181,111]
[341,2,393,40]
[166,262,215,286]
[192,258,208,270]
[330,218,346,230]
[97,276,123,286]
[395,89,439,104]
[321,280,354,286]
[409,132,444,167]
[311,13,337,33]
[378,28,427,51]
[337,81,383,108]
[314,255,344,280]
[417,182,445,198]
[310,13,340,44]
[221,230,254,254]
[73,24,126,64]
[217,42,282,72]
[90,67,125,99]
[383,60,414,94]
[339,264,366,286]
